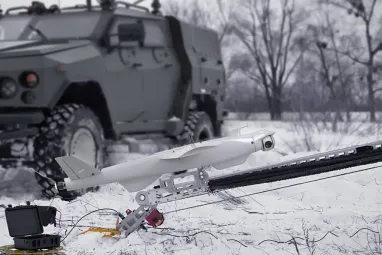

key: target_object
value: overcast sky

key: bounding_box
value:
[1,0,152,11]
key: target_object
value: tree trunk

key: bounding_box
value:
[344,86,352,122]
[367,71,376,122]
[264,86,275,120]
[272,86,283,121]
[345,95,351,122]
[332,110,340,133]
[268,102,275,120]
[346,109,351,122]
[272,98,282,120]
[335,99,344,119]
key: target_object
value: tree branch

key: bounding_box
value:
[281,50,304,87]
[373,87,382,94]
[254,0,276,71]
[371,43,382,56]
[367,0,377,22]
[326,48,368,65]
[275,1,288,71]
[278,2,295,86]
[215,0,233,44]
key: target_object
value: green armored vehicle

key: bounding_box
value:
[0,0,227,200]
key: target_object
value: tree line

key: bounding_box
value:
[162,0,382,122]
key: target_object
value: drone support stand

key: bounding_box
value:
[117,167,210,236]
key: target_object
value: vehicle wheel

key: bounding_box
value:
[177,111,215,143]
[174,111,214,175]
[33,103,104,201]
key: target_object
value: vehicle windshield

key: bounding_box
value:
[0,16,32,40]
[0,12,102,41]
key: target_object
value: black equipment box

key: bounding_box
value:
[13,234,61,250]
[4,202,61,250]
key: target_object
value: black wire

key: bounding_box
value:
[164,163,382,214]
[60,208,123,243]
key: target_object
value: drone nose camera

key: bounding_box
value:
[262,136,274,150]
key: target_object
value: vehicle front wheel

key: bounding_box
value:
[177,111,215,143]
[32,103,104,201]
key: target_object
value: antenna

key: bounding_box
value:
[151,0,161,14]
[98,0,115,10]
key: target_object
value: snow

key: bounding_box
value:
[1,120,382,254]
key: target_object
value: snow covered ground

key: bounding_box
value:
[1,120,382,255]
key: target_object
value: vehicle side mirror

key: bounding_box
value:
[117,23,145,43]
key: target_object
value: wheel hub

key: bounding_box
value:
[69,128,97,166]
[68,128,97,195]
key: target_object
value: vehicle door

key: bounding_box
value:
[139,18,180,132]
[102,16,145,133]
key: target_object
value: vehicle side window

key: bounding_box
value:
[109,17,138,47]
[109,17,166,47]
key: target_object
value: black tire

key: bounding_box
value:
[174,111,214,175]
[33,103,104,201]
[177,111,215,143]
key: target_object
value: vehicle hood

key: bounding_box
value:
[0,40,91,58]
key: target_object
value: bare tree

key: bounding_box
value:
[231,0,309,120]
[315,41,345,131]
[289,55,325,113]
[307,9,358,130]
[321,11,355,122]
[321,0,382,122]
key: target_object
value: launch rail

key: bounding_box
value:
[117,139,382,236]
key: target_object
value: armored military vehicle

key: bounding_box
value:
[0,0,227,200]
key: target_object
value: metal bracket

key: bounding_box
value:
[117,204,157,237]
[135,167,210,206]
[117,168,210,237]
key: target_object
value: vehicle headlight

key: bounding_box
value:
[0,78,17,99]
[20,71,39,88]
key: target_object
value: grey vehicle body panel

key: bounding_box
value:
[0,5,226,139]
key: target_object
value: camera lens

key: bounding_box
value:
[265,141,273,148]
